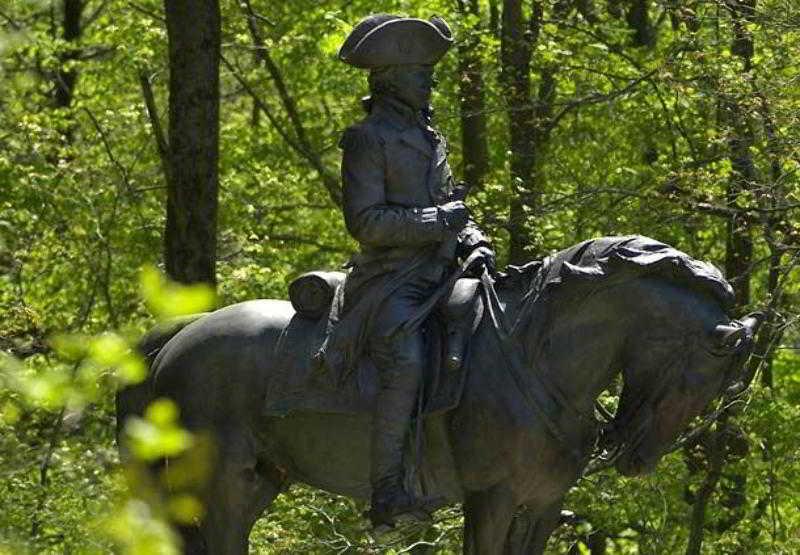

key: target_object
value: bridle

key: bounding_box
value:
[588,316,759,475]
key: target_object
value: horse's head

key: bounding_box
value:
[612,298,761,477]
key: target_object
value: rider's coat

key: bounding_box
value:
[319,94,490,375]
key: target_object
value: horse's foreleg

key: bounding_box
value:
[199,428,283,555]
[463,482,517,555]
[503,499,563,555]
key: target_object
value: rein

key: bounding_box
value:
[479,270,597,464]
[480,269,705,473]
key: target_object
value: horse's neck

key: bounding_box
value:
[529,283,634,413]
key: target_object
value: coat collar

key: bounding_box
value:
[370,94,431,131]
[371,95,443,158]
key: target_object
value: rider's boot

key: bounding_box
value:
[367,332,438,530]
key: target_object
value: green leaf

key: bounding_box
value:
[139,265,216,320]
[145,397,178,427]
[51,333,90,361]
[102,499,181,555]
[89,333,130,365]
[167,494,204,524]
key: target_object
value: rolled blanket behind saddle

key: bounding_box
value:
[288,271,347,319]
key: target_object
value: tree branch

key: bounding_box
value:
[82,107,133,192]
[219,53,305,156]
[126,1,164,23]
[239,0,341,205]
[0,7,22,30]
[83,0,109,28]
[138,70,171,187]
[548,69,657,132]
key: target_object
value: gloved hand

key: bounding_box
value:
[467,245,496,277]
[438,201,469,231]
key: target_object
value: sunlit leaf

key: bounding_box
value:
[51,333,90,362]
[145,397,178,427]
[102,499,180,555]
[167,494,204,524]
[125,398,193,461]
[140,265,217,320]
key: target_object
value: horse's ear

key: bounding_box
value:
[712,324,746,351]
[722,312,765,396]
[739,312,764,337]
[713,312,764,351]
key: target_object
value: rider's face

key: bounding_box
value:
[391,65,435,110]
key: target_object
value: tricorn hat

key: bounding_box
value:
[338,14,453,69]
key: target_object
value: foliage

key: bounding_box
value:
[1,0,798,553]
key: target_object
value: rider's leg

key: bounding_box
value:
[368,329,425,521]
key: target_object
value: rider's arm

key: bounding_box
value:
[340,125,447,247]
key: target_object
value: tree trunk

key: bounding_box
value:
[163,0,221,285]
[501,0,559,264]
[54,0,83,110]
[456,0,490,189]
[724,202,753,308]
[685,419,728,555]
[501,0,537,264]
[724,95,755,307]
[53,0,84,146]
[625,0,655,48]
[687,5,758,551]
[724,0,756,309]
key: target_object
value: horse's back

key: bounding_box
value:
[151,299,305,424]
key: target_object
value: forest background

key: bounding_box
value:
[1,0,798,553]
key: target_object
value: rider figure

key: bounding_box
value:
[334,14,495,528]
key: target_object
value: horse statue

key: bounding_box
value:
[116,236,761,554]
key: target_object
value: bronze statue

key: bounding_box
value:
[117,234,761,554]
[115,14,764,555]
[318,13,496,529]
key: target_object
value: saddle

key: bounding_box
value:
[264,273,484,418]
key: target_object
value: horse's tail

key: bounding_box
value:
[115,314,207,454]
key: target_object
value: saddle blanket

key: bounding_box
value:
[263,311,468,418]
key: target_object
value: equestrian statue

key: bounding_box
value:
[116,14,763,555]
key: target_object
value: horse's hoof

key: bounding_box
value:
[363,507,395,531]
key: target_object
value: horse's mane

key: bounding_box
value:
[504,235,736,333]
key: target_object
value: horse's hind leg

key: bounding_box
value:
[199,428,284,555]
[503,500,563,555]
[463,483,517,555]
